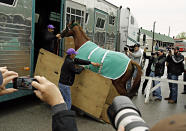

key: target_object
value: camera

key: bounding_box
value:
[13,77,37,90]
[107,96,149,131]
[124,47,128,51]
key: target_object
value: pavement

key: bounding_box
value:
[1,52,186,131]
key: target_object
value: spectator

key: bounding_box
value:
[165,47,184,104]
[58,48,100,110]
[141,48,156,94]
[41,24,61,53]
[181,57,186,94]
[152,49,166,101]
[127,43,143,91]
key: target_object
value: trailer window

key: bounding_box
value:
[0,0,16,6]
[109,16,115,25]
[96,17,105,29]
[66,7,85,27]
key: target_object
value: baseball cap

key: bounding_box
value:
[150,113,186,131]
[174,47,180,50]
[134,43,140,47]
[66,48,78,55]
[47,24,55,29]
[0,71,3,86]
[158,49,164,52]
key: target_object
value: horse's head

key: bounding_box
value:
[60,20,78,38]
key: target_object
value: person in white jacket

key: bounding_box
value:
[126,43,143,92]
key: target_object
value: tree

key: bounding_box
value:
[176,32,186,39]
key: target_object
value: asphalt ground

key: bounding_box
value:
[1,52,186,131]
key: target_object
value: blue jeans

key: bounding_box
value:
[150,72,162,99]
[167,73,178,102]
[58,83,71,110]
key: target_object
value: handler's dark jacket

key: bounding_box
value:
[166,53,184,76]
[155,54,166,77]
[41,29,57,53]
[59,55,91,86]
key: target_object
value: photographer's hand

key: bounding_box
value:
[32,76,65,106]
[0,67,18,96]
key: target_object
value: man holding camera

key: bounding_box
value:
[141,48,156,94]
[165,47,184,104]
[153,49,166,101]
[126,43,143,91]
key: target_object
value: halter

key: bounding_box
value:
[69,23,79,29]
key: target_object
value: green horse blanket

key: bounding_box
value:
[76,41,131,80]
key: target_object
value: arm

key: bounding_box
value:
[74,58,91,65]
[128,50,142,58]
[32,76,78,131]
[172,54,184,64]
[52,109,78,131]
[68,61,84,74]
[74,58,100,67]
[143,52,151,59]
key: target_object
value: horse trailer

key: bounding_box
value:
[0,0,139,102]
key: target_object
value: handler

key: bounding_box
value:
[58,48,100,110]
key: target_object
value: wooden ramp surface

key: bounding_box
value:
[35,49,119,122]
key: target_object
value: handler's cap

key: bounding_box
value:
[47,24,55,29]
[66,48,78,55]
[150,113,186,131]
[0,71,3,86]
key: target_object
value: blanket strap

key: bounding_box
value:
[98,50,109,74]
[87,47,99,69]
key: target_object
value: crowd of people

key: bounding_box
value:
[127,43,185,104]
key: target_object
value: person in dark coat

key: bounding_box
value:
[141,48,156,94]
[58,48,100,110]
[41,24,61,53]
[152,49,166,101]
[165,47,184,104]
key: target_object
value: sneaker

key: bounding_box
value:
[181,92,186,94]
[168,100,177,104]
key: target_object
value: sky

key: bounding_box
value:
[106,0,186,37]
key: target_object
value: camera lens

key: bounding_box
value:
[107,96,149,131]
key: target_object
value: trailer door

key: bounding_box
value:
[94,9,108,48]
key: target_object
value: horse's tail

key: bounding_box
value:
[128,60,142,98]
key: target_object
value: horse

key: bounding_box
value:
[60,21,142,98]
